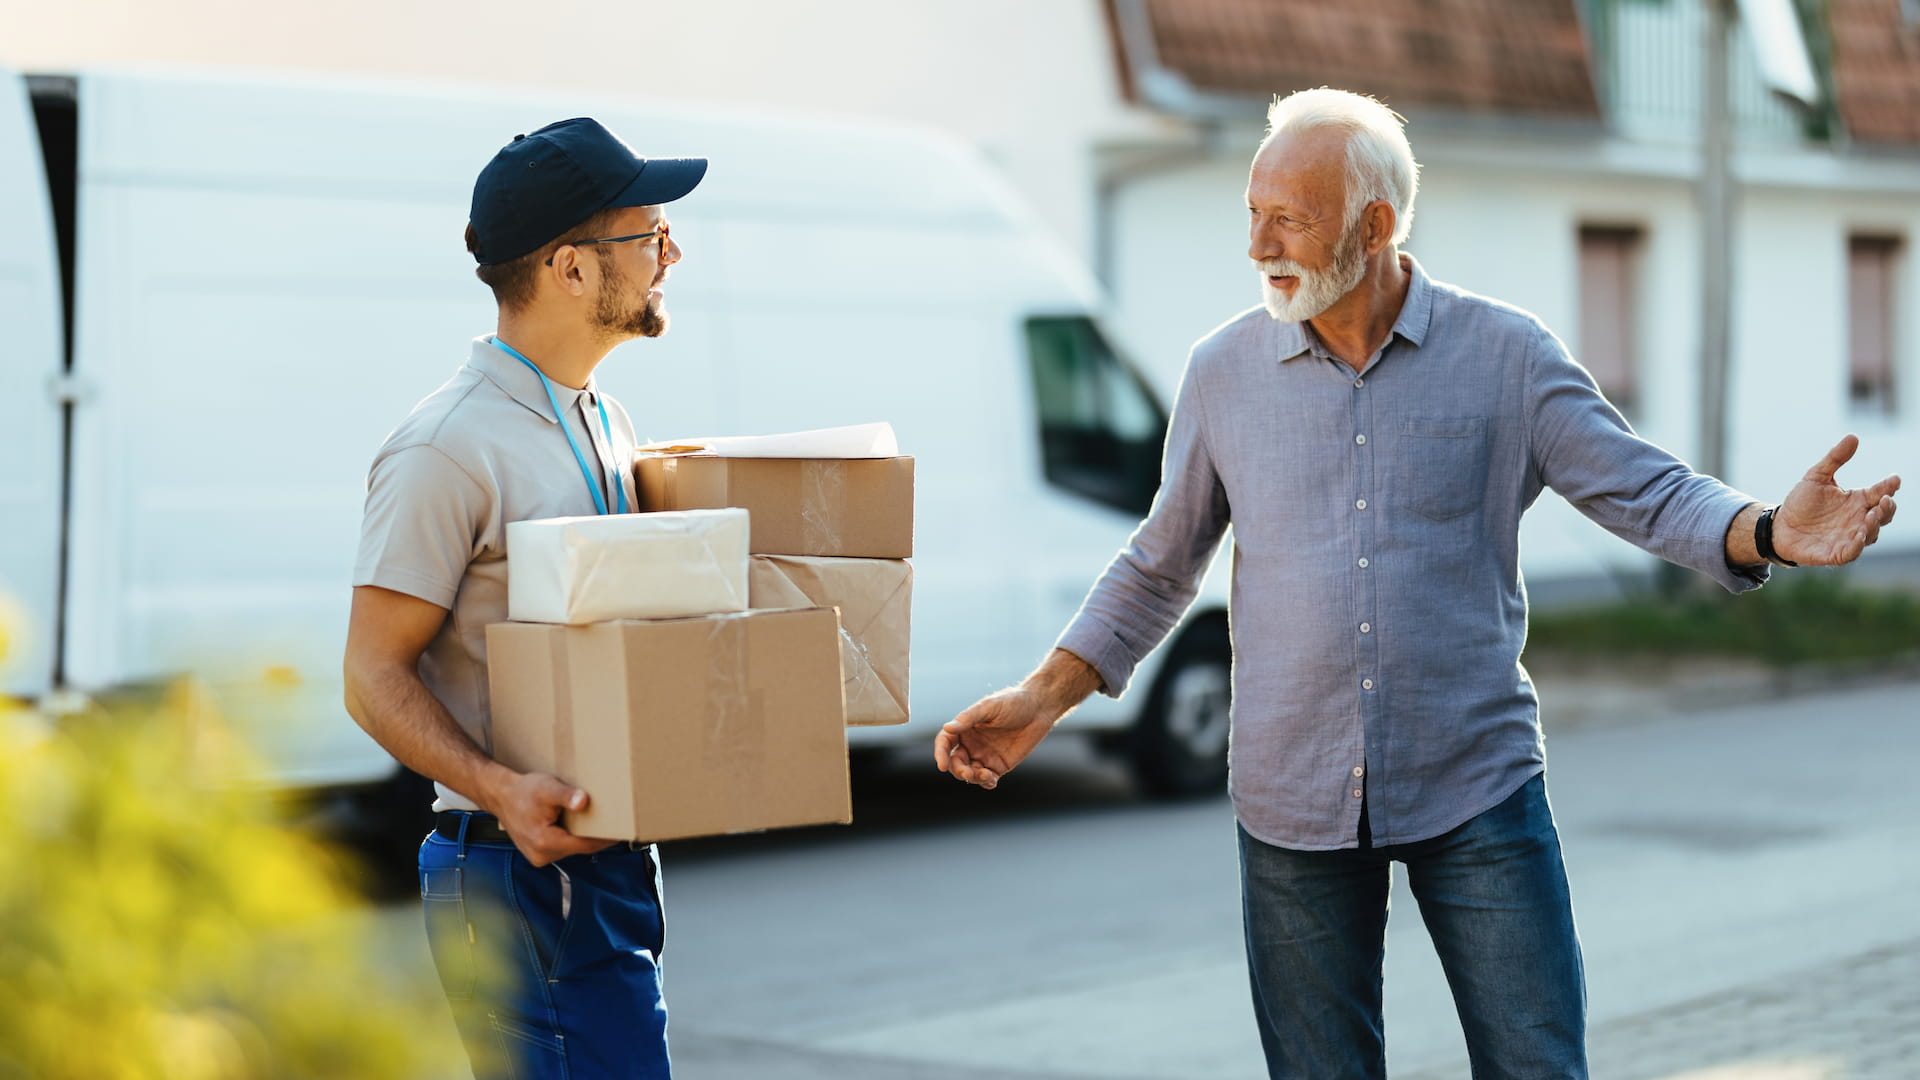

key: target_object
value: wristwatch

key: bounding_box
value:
[1754,505,1797,567]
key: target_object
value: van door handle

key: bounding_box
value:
[46,372,96,407]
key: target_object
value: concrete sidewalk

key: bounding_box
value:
[674,936,1920,1079]
[673,938,1920,1079]
[1408,937,1920,1080]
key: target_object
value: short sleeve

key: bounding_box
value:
[352,444,492,608]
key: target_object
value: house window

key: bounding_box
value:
[1848,234,1902,415]
[1577,225,1644,414]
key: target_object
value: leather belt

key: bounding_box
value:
[434,810,514,845]
[433,810,653,854]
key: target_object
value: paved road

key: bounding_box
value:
[373,680,1920,1078]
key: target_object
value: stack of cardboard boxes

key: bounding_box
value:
[484,430,914,844]
[635,452,915,729]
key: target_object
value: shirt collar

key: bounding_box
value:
[467,336,597,424]
[1273,252,1434,363]
[1393,253,1434,347]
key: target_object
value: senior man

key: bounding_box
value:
[937,88,1901,1079]
[343,118,701,1079]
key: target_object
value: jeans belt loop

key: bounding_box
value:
[454,811,472,860]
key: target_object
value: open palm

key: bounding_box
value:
[1774,435,1901,566]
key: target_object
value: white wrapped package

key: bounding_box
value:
[506,508,750,624]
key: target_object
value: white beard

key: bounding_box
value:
[1257,224,1369,323]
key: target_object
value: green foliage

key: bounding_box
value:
[0,618,463,1080]
[1526,573,1920,667]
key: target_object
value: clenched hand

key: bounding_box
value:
[485,771,617,866]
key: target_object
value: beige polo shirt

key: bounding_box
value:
[353,336,641,811]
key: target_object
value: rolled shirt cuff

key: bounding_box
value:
[1054,615,1139,699]
[1688,489,1772,595]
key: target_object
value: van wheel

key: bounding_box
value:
[1128,621,1231,798]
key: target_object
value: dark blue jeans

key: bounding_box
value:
[419,816,670,1079]
[1238,773,1586,1079]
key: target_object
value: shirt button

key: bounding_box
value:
[1359,622,1371,634]
[1352,765,1365,777]
[1355,434,1367,445]
[1362,678,1375,690]
[1357,557,1369,568]
[1354,377,1365,388]
[1355,498,1368,510]
[1352,788,1364,798]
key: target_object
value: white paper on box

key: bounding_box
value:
[640,421,898,459]
[506,509,750,624]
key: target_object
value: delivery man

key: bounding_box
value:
[343,117,703,1080]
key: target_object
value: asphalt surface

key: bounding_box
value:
[370,677,1920,1079]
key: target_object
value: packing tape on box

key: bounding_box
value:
[701,533,749,610]
[549,632,577,773]
[645,456,682,508]
[703,613,767,833]
[801,460,845,554]
[840,627,868,692]
[838,628,887,725]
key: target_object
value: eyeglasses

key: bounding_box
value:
[545,221,670,266]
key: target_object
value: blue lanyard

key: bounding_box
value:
[491,337,628,516]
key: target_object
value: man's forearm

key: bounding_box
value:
[1723,501,1767,569]
[344,665,513,810]
[1024,648,1106,724]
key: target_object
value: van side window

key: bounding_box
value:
[1025,316,1168,517]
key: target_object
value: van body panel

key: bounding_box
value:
[44,67,1213,786]
[0,68,68,698]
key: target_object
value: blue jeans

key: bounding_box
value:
[1238,773,1586,1079]
[419,816,670,1079]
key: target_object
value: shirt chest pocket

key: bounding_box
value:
[1398,416,1491,522]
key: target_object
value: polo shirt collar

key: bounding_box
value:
[1273,251,1434,362]
[467,336,598,424]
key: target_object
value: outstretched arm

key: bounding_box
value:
[935,349,1230,789]
[1723,435,1900,569]
[935,649,1105,790]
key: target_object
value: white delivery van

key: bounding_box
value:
[0,67,1233,835]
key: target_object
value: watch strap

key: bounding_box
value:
[1755,505,1798,567]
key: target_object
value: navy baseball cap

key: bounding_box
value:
[469,117,707,265]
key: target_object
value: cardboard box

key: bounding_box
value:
[749,555,911,727]
[505,509,749,625]
[634,455,914,558]
[485,608,851,842]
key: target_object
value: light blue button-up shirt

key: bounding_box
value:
[1057,256,1766,850]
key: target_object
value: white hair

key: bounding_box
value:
[1261,88,1421,246]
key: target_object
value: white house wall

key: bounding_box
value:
[1107,148,1920,594]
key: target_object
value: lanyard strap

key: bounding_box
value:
[490,337,629,516]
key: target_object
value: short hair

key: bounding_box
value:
[1262,88,1421,246]
[464,208,623,311]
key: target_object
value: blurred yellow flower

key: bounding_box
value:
[0,603,463,1080]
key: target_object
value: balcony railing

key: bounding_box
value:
[1585,0,1825,146]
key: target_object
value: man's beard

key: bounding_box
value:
[593,260,669,339]
[1258,218,1369,323]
